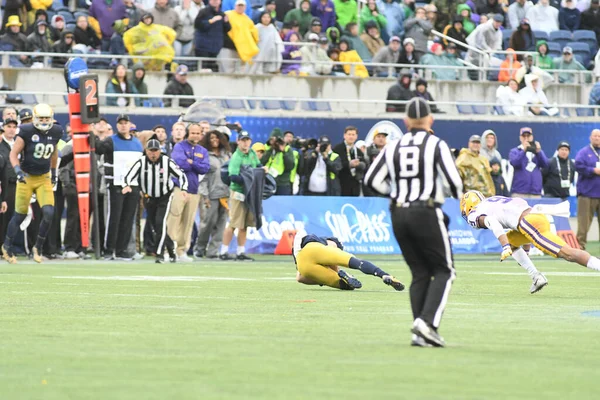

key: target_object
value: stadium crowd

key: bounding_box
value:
[1,0,600,83]
[0,104,598,262]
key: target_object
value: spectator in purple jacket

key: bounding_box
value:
[167,123,210,261]
[90,0,128,51]
[574,129,600,250]
[195,0,231,71]
[311,0,336,30]
[281,31,304,74]
[508,126,549,198]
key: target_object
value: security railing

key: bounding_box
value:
[1,90,599,117]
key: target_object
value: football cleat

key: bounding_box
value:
[411,318,445,348]
[338,269,362,290]
[530,273,548,294]
[219,253,236,261]
[411,334,433,347]
[2,244,16,264]
[236,253,254,262]
[32,247,42,263]
[383,275,405,291]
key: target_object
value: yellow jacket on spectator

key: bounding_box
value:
[225,10,259,63]
[455,148,495,197]
[123,22,176,69]
[30,0,52,9]
[88,17,103,40]
[339,49,369,78]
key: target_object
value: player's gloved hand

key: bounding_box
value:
[51,169,57,185]
[14,165,26,183]
[500,244,513,262]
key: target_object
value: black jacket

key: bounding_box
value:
[0,31,28,51]
[163,78,195,107]
[51,31,74,67]
[446,27,467,51]
[332,142,367,196]
[491,173,510,197]
[542,156,575,199]
[413,90,440,113]
[302,149,342,196]
[0,139,16,183]
[386,82,414,112]
[240,165,265,230]
[581,8,600,41]
[74,26,101,49]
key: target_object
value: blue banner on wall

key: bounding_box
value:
[241,197,572,255]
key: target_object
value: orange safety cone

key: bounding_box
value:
[274,230,297,255]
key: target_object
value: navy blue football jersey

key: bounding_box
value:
[18,123,63,175]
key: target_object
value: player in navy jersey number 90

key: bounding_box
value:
[1,104,63,264]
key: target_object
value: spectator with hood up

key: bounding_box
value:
[51,30,75,68]
[224,0,259,72]
[480,129,502,162]
[109,19,128,55]
[131,62,148,95]
[519,74,559,116]
[326,26,340,48]
[498,48,522,82]
[508,0,533,29]
[334,0,358,31]
[50,14,65,43]
[442,16,467,52]
[26,20,51,56]
[303,17,323,40]
[536,40,554,70]
[526,0,559,34]
[26,9,49,35]
[398,37,419,64]
[284,0,313,36]
[338,38,369,77]
[490,158,510,196]
[195,0,231,72]
[360,20,385,57]
[124,13,176,71]
[386,72,414,112]
[377,0,405,39]
[581,0,600,43]
[457,3,476,35]
[250,11,283,74]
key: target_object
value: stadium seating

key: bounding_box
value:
[142,99,164,108]
[547,42,562,58]
[567,42,591,67]
[260,100,282,110]
[19,93,38,104]
[493,105,506,115]
[502,29,513,50]
[299,101,332,111]
[281,100,297,110]
[549,30,572,50]
[58,11,75,25]
[223,99,246,110]
[573,30,598,55]
[533,30,549,43]
[456,103,474,114]
[576,107,594,117]
[472,104,489,115]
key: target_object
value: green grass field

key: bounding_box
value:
[2,250,600,400]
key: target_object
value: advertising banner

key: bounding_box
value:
[240,197,573,255]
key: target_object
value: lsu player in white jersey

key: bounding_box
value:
[461,191,600,293]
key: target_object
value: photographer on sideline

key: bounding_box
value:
[261,128,295,195]
[302,136,342,196]
[509,127,549,199]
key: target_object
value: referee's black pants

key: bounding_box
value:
[144,192,174,257]
[105,185,139,257]
[392,206,456,329]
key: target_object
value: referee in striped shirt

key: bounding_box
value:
[122,136,189,263]
[365,98,463,348]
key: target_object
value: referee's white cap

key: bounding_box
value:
[407,97,431,119]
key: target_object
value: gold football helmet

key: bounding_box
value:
[32,103,54,131]
[460,190,485,221]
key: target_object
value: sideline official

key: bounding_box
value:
[365,98,463,348]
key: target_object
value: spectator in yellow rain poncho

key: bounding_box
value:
[221,0,259,72]
[123,13,176,71]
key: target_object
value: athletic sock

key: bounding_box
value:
[236,246,245,255]
[511,248,539,278]
[586,256,600,271]
[348,257,387,278]
[220,244,228,255]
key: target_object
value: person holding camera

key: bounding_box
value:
[302,136,342,196]
[261,128,295,195]
[509,127,549,199]
[333,126,368,197]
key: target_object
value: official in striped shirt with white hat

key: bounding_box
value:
[122,136,189,263]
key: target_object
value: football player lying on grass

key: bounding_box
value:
[461,191,600,294]
[292,233,405,291]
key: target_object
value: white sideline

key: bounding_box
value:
[52,276,256,282]
[485,272,600,277]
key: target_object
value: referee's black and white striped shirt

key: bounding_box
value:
[364,130,463,205]
[123,154,189,198]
